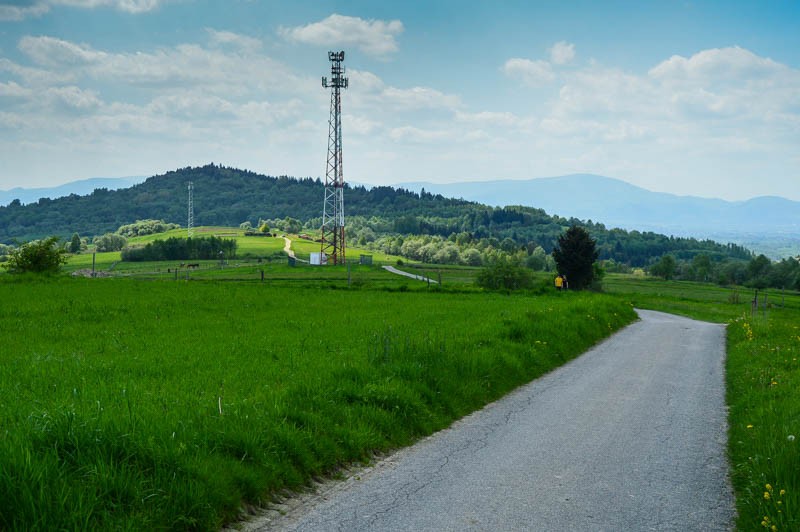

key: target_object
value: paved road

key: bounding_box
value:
[382,265,438,284]
[247,309,734,531]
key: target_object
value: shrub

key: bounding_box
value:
[93,233,128,252]
[476,256,533,290]
[2,236,67,274]
[116,220,180,238]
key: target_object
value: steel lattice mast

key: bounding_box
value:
[320,51,348,265]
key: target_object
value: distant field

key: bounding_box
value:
[63,227,411,278]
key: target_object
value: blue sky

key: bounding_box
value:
[1,1,799,200]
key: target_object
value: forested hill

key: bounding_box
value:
[0,164,752,266]
[0,164,471,241]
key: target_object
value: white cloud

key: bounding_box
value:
[388,126,451,143]
[279,14,404,58]
[0,80,31,98]
[381,86,460,110]
[207,29,262,52]
[347,69,461,112]
[45,85,102,109]
[502,58,555,87]
[549,41,575,65]
[344,114,381,136]
[12,33,305,97]
[19,36,107,67]
[0,3,49,21]
[0,0,165,20]
[649,46,784,82]
[455,111,533,132]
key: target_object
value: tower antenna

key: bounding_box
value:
[187,181,194,237]
[320,50,348,265]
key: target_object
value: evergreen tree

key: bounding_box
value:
[552,226,598,290]
[69,232,81,253]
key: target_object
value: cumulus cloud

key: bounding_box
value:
[12,33,304,97]
[381,86,460,110]
[347,69,461,112]
[455,111,530,129]
[279,14,404,58]
[0,0,165,20]
[0,80,31,98]
[502,58,555,87]
[549,41,575,65]
[649,46,784,81]
[19,36,107,67]
[0,3,49,21]
[207,29,262,52]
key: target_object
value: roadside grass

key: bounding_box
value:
[0,278,635,530]
[604,273,800,531]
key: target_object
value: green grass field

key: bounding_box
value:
[0,278,635,530]
[603,273,800,531]
[8,239,800,530]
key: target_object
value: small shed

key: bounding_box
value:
[310,252,328,266]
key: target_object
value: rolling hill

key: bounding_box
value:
[397,174,800,258]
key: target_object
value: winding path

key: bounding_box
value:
[382,265,438,284]
[242,309,735,531]
[282,236,295,258]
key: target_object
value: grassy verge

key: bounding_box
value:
[0,278,635,530]
[604,274,800,530]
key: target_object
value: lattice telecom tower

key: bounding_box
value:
[320,50,348,265]
[187,181,194,237]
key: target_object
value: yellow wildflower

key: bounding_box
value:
[766,484,773,492]
[780,489,786,496]
[764,491,771,500]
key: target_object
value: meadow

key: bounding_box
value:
[603,274,800,531]
[8,231,800,530]
[0,278,635,530]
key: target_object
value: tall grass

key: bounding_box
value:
[0,278,635,530]
[604,274,800,530]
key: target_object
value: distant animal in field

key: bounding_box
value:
[186,263,200,269]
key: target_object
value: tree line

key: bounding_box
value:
[0,163,760,271]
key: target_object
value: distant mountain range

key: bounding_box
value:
[0,177,144,207]
[396,174,800,259]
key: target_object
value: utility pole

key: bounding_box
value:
[187,181,194,237]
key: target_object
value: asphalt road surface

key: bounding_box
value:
[247,309,735,531]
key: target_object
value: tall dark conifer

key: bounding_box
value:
[552,226,598,290]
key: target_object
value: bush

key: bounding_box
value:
[476,256,533,290]
[116,219,180,238]
[93,233,128,252]
[2,236,67,274]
